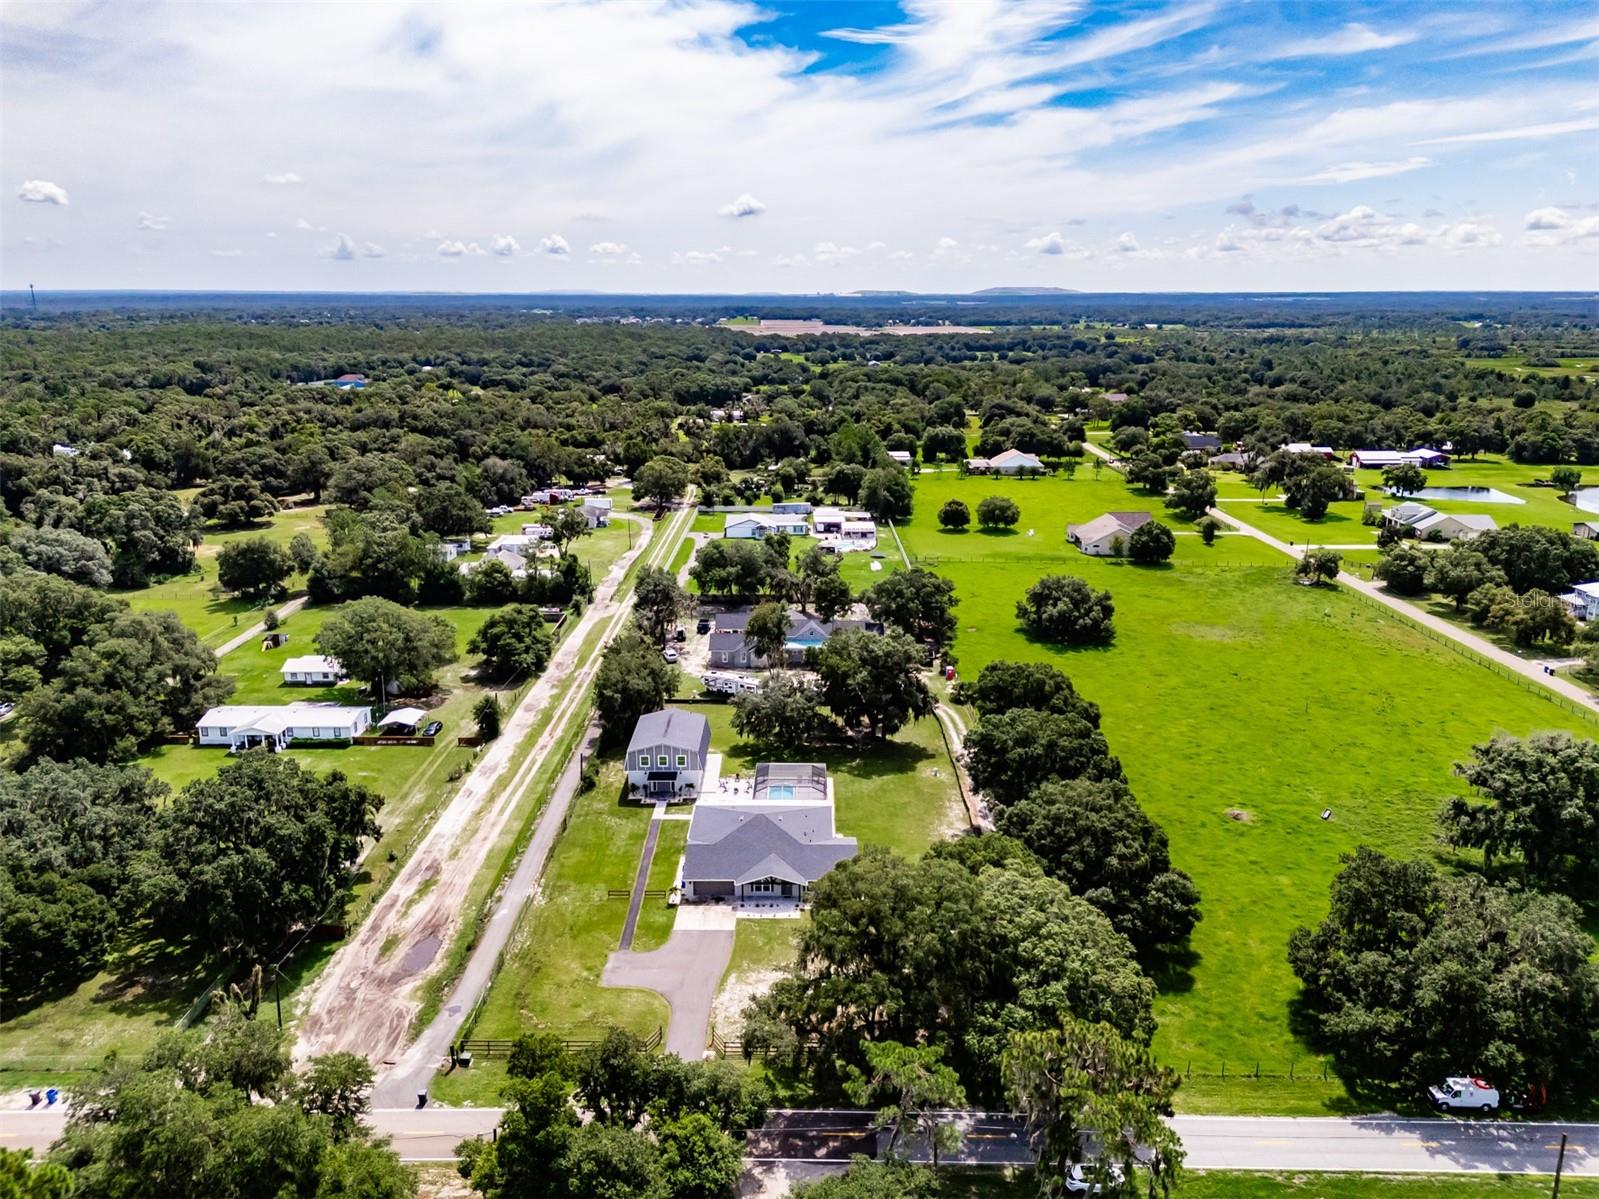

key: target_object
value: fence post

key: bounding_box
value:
[1255,1060,1260,1080]
[1290,1057,1295,1080]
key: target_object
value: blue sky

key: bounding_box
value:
[3,0,1596,291]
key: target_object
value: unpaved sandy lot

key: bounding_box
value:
[295,508,686,1069]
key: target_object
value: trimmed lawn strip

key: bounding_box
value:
[466,757,667,1042]
[630,818,689,954]
[902,471,1593,1108]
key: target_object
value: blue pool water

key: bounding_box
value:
[765,785,796,801]
[1386,485,1525,505]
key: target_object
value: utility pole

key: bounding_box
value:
[29,284,37,310]
[1552,1132,1567,1197]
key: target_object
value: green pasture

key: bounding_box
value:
[903,471,1593,1107]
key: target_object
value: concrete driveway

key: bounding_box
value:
[603,925,734,1059]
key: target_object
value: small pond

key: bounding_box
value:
[1384,485,1525,505]
[1571,488,1599,514]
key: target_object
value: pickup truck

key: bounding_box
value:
[1429,1077,1500,1113]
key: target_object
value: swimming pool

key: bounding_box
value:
[1386,485,1525,505]
[765,784,796,801]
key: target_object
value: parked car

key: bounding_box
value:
[1429,1077,1500,1113]
[1064,1163,1125,1195]
[662,648,679,663]
[0,701,14,718]
[696,617,712,634]
[422,720,443,737]
[673,627,687,643]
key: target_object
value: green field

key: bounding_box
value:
[1466,354,1599,380]
[902,471,1594,1108]
[1212,454,1582,549]
[941,1169,1599,1199]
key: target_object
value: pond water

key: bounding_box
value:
[1385,485,1525,505]
[1570,488,1599,513]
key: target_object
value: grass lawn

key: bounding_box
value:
[630,818,689,953]
[695,705,966,859]
[1465,354,1599,381]
[119,503,330,646]
[463,757,668,1046]
[902,471,1597,1108]
[941,1169,1599,1198]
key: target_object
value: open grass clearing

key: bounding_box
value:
[902,471,1595,1111]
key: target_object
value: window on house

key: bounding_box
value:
[637,753,650,768]
[658,754,669,767]
[749,880,776,894]
[719,652,729,663]
[675,755,686,767]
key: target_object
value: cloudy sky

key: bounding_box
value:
[4,0,1597,292]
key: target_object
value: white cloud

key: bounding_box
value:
[771,254,807,267]
[437,240,485,257]
[263,171,303,185]
[360,240,385,258]
[887,249,914,260]
[1214,230,1245,253]
[1415,115,1599,145]
[589,241,629,256]
[210,248,244,257]
[1524,206,1599,246]
[718,192,766,218]
[324,233,357,260]
[17,179,68,205]
[1303,157,1431,184]
[537,233,570,255]
[673,249,723,265]
[1026,231,1066,255]
[1116,232,1142,253]
[491,233,521,256]
[814,241,859,263]
[136,211,168,230]
[1272,22,1415,59]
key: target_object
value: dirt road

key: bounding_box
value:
[294,503,693,1069]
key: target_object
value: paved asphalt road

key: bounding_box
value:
[5,1107,1593,1173]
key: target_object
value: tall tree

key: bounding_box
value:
[314,597,457,700]
[632,457,690,513]
[468,605,556,681]
[745,600,790,666]
[862,567,958,650]
[1003,1020,1184,1197]
[633,566,692,647]
[962,708,1123,807]
[844,1042,967,1166]
[594,628,679,740]
[858,467,913,521]
[811,629,933,738]
[1015,575,1115,645]
[216,537,294,599]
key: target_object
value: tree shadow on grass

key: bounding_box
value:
[936,527,971,536]
[1013,625,1117,655]
[976,527,1021,537]
[1145,944,1199,996]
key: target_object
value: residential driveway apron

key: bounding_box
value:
[603,920,735,1059]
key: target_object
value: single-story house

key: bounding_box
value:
[1182,432,1222,452]
[989,448,1046,475]
[772,501,813,515]
[886,450,914,467]
[520,523,555,540]
[626,708,712,798]
[437,539,473,562]
[581,497,613,528]
[377,706,428,734]
[280,655,342,686]
[1561,582,1599,622]
[1574,521,1599,540]
[1208,451,1252,471]
[811,507,871,536]
[681,763,857,904]
[197,703,371,751]
[1383,502,1495,541]
[1350,448,1452,469]
[1067,511,1154,556]
[724,512,812,539]
[1281,443,1336,459]
[1102,392,1130,404]
[332,373,367,389]
[462,550,528,579]
[708,609,882,670]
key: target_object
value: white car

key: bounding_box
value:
[662,648,679,663]
[1064,1163,1125,1195]
[1429,1077,1500,1113]
[0,701,13,718]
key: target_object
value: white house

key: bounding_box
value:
[1383,503,1495,541]
[681,763,857,904]
[886,450,914,467]
[1281,442,1335,459]
[1574,521,1599,541]
[625,708,712,798]
[581,497,613,528]
[196,703,371,751]
[989,448,1046,475]
[1561,582,1599,622]
[279,655,342,685]
[811,507,870,536]
[724,512,811,539]
[1067,511,1153,556]
[437,539,472,562]
[1351,448,1452,470]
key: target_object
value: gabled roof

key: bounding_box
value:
[379,706,428,727]
[1068,511,1153,544]
[1384,502,1437,526]
[627,708,711,757]
[990,448,1044,468]
[1415,512,1496,534]
[682,806,856,887]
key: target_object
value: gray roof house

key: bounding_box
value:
[625,708,712,798]
[1182,432,1222,452]
[708,609,882,670]
[682,763,856,905]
